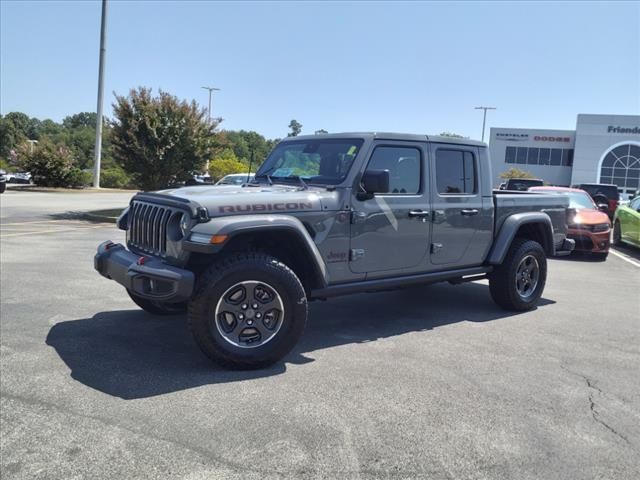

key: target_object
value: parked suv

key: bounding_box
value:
[577,183,620,218]
[95,133,573,369]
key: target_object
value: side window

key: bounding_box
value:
[366,146,421,194]
[435,149,477,194]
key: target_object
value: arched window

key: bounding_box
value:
[599,143,640,191]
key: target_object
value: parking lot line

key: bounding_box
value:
[0,225,106,238]
[609,248,640,268]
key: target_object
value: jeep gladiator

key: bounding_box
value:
[95,133,574,368]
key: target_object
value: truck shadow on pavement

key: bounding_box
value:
[46,282,555,399]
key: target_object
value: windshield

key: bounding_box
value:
[256,138,364,185]
[562,191,597,209]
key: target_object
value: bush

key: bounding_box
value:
[66,168,93,188]
[18,140,90,187]
[101,165,134,189]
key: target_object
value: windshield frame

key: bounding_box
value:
[255,137,365,186]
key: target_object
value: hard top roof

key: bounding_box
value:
[280,132,486,147]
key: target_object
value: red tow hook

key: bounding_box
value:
[136,256,147,265]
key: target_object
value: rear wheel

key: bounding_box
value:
[489,238,547,311]
[613,220,622,246]
[127,289,187,315]
[188,253,307,369]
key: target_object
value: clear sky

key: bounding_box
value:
[1,1,639,140]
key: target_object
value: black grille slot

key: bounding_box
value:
[128,200,177,256]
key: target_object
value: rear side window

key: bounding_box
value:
[366,146,421,194]
[436,149,476,194]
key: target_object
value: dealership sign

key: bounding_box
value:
[533,135,571,142]
[495,132,529,141]
[608,126,640,134]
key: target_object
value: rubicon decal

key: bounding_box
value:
[218,202,314,213]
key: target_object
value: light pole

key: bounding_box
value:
[201,86,220,123]
[93,0,108,188]
[474,106,496,143]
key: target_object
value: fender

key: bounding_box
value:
[486,212,554,265]
[184,214,328,287]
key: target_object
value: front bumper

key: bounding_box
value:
[554,238,576,257]
[94,241,194,302]
[568,228,610,253]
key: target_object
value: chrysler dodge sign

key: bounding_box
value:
[495,132,529,141]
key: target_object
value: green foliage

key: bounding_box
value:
[100,165,134,189]
[208,149,248,180]
[499,167,537,180]
[0,157,10,170]
[288,119,302,137]
[222,130,275,170]
[17,140,90,187]
[315,129,328,134]
[111,87,219,191]
[63,112,97,129]
[439,131,466,138]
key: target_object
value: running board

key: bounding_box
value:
[310,266,493,299]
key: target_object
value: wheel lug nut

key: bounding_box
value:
[256,312,262,319]
[247,320,253,325]
[241,304,248,310]
[252,303,258,309]
[238,314,244,320]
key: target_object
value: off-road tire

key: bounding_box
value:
[613,220,622,246]
[188,253,307,369]
[489,238,547,311]
[0,182,6,194]
[127,289,187,315]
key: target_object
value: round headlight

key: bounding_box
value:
[179,213,190,236]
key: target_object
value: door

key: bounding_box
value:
[349,143,430,274]
[429,145,485,266]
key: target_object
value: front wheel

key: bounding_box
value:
[489,238,547,311]
[188,253,307,369]
[613,220,622,246]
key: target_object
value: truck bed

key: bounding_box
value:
[493,191,570,248]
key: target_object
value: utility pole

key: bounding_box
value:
[93,0,108,188]
[201,86,220,123]
[474,106,496,143]
[201,86,220,174]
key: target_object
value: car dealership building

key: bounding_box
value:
[489,114,640,197]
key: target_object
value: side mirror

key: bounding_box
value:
[597,203,609,213]
[360,170,390,197]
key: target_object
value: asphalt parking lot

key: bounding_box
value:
[1,191,639,479]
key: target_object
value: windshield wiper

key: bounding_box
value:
[254,167,274,186]
[285,175,309,190]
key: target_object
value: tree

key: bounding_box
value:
[439,131,466,138]
[63,112,97,129]
[315,129,328,134]
[499,167,537,180]
[111,87,219,190]
[208,148,248,180]
[288,119,302,137]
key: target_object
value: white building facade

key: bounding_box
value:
[489,114,640,197]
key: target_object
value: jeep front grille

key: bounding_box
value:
[128,201,177,256]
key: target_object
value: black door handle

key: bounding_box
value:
[461,209,479,216]
[409,210,430,218]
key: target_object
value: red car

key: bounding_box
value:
[530,186,611,259]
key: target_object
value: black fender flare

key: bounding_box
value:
[486,212,555,264]
[185,214,328,287]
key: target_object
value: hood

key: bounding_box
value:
[572,208,610,225]
[156,184,340,216]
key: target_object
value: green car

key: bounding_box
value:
[613,196,640,248]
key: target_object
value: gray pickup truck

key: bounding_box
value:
[95,133,574,368]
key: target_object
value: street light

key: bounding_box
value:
[93,0,108,188]
[201,86,221,123]
[474,106,496,143]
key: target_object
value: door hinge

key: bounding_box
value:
[431,243,443,254]
[350,248,365,261]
